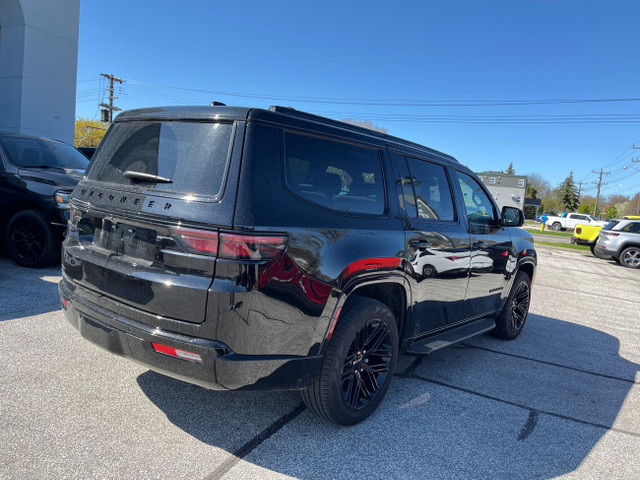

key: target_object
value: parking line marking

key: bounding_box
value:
[410,374,640,439]
[203,403,306,480]
[461,343,639,385]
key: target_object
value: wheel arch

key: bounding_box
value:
[320,274,410,354]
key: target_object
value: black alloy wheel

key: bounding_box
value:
[302,296,398,425]
[341,318,393,410]
[491,270,531,340]
[5,210,57,268]
[510,279,530,331]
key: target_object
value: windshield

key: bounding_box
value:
[0,136,89,170]
[85,121,234,199]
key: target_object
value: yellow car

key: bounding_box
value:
[572,216,640,258]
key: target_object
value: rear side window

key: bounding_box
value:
[621,222,640,233]
[283,132,385,215]
[402,156,456,221]
[86,121,234,199]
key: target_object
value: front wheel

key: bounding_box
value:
[5,210,57,268]
[302,296,398,425]
[620,246,640,268]
[491,270,531,340]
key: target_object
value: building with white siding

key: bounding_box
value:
[0,0,80,145]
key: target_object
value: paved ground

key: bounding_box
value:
[1,246,639,479]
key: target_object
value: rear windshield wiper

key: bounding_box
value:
[123,171,173,183]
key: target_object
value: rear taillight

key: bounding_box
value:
[171,227,287,260]
[172,227,219,254]
[602,232,620,237]
[575,227,582,235]
[219,233,287,260]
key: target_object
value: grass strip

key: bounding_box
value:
[528,229,574,237]
[535,241,590,251]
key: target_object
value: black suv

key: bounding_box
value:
[0,132,89,267]
[59,106,536,425]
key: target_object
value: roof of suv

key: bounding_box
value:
[115,105,459,164]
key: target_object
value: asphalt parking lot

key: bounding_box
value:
[1,245,639,480]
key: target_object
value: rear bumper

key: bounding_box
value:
[59,279,322,391]
[571,237,593,246]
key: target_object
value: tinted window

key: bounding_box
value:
[621,222,640,233]
[284,132,385,215]
[0,136,89,170]
[403,157,455,221]
[603,221,619,230]
[86,121,233,198]
[456,171,497,230]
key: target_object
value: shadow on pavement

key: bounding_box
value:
[0,253,63,321]
[137,314,638,479]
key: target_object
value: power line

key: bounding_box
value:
[121,78,640,107]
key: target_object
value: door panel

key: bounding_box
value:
[396,154,471,338]
[455,171,513,316]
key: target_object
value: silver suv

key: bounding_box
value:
[595,219,640,268]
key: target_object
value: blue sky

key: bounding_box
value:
[75,0,640,197]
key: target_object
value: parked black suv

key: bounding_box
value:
[0,132,89,267]
[59,106,536,425]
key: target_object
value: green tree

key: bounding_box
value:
[75,118,107,147]
[505,162,515,174]
[523,184,538,218]
[604,205,618,219]
[557,171,579,212]
[577,204,591,214]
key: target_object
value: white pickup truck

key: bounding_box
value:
[545,213,607,231]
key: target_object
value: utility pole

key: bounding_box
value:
[592,168,610,218]
[577,180,583,202]
[99,74,124,123]
[629,157,640,215]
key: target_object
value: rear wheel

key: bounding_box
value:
[302,296,398,425]
[5,210,57,268]
[620,246,640,269]
[491,270,531,340]
[551,222,562,231]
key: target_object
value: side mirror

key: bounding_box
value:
[501,206,524,227]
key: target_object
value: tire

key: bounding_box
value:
[619,246,640,269]
[491,270,531,340]
[302,296,398,425]
[4,210,57,268]
[422,264,437,278]
[551,222,562,231]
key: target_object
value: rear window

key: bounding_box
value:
[603,221,619,231]
[0,136,89,170]
[86,121,234,198]
[283,132,385,215]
